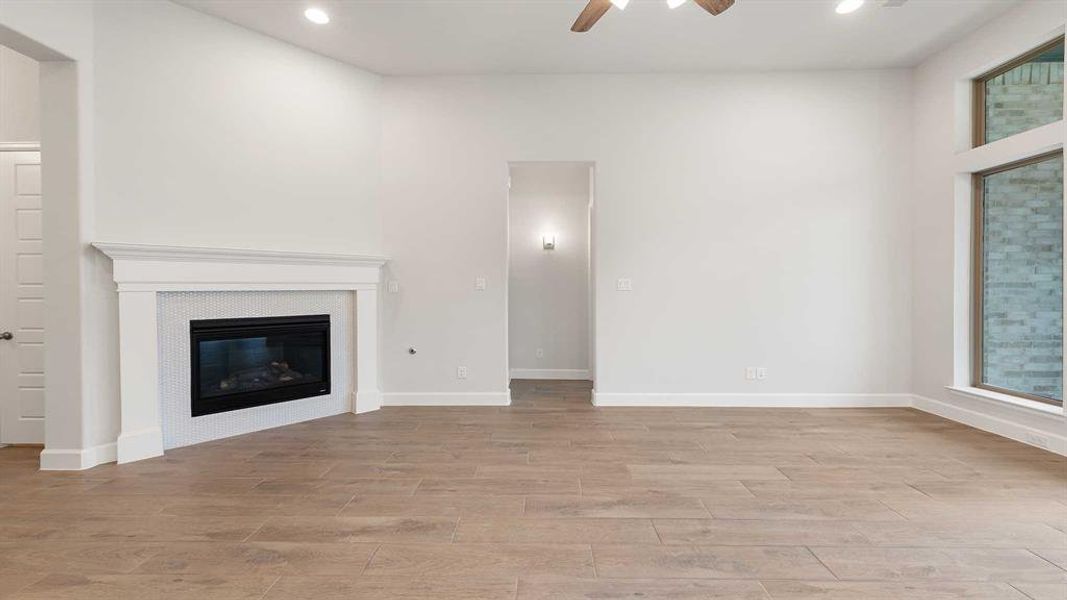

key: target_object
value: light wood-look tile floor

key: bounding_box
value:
[1,379,1065,599]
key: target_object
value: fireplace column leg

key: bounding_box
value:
[116,290,165,463]
[353,287,382,414]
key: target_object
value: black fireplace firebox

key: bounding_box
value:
[190,315,330,417]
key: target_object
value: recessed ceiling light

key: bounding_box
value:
[610,0,630,10]
[667,0,686,8]
[304,7,330,24]
[835,0,864,14]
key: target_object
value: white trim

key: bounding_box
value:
[953,120,1063,174]
[913,393,1067,456]
[93,242,385,294]
[382,391,512,406]
[945,385,1063,416]
[0,142,40,152]
[87,242,388,469]
[92,242,387,268]
[961,26,1066,80]
[510,368,591,381]
[116,426,165,464]
[353,390,382,414]
[115,291,162,464]
[39,442,117,471]
[113,282,381,293]
[354,291,382,414]
[503,163,512,393]
[591,392,912,408]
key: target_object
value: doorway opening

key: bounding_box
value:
[506,162,595,408]
[0,43,43,446]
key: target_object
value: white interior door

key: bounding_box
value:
[0,151,44,444]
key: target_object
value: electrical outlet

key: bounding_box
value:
[475,277,487,291]
[457,366,469,379]
[616,278,633,291]
[387,280,400,293]
[745,367,757,380]
[536,348,544,359]
[756,367,767,380]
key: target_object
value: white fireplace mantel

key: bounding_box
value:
[93,242,388,464]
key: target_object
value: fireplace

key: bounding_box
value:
[190,315,331,417]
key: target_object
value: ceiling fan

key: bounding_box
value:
[571,0,735,32]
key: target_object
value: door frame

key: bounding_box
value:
[0,22,96,469]
[0,143,42,444]
[504,161,598,402]
[0,143,39,152]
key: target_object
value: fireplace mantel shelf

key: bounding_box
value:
[92,242,388,268]
[92,242,388,293]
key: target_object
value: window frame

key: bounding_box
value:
[971,150,1065,406]
[972,36,1065,148]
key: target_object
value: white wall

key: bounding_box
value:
[0,0,101,469]
[381,71,914,405]
[508,162,590,379]
[0,44,39,142]
[910,0,1066,451]
[1,0,386,467]
[93,0,383,255]
[83,0,383,452]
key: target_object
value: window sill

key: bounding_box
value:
[945,386,1063,416]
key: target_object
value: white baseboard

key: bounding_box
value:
[510,369,591,381]
[912,393,1067,456]
[591,391,912,408]
[30,391,1064,472]
[116,427,165,464]
[352,390,382,414]
[382,391,512,407]
[39,442,117,471]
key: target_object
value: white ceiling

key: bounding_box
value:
[175,0,1022,75]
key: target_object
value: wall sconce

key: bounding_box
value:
[542,234,557,250]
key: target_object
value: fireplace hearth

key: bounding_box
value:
[190,314,331,417]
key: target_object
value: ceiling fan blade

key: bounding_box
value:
[571,0,612,32]
[692,0,735,15]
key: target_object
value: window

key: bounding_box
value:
[971,36,1066,406]
[974,37,1064,146]
[973,152,1064,405]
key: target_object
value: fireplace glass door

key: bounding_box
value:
[190,315,330,416]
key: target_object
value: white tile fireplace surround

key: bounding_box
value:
[158,291,351,450]
[92,242,387,464]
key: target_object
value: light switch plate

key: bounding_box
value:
[616,278,633,291]
[387,280,400,293]
[475,277,487,291]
